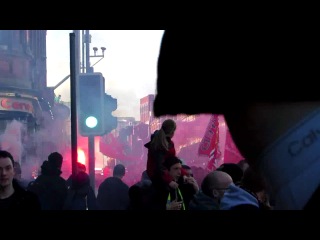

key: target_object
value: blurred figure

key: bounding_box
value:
[220,166,272,210]
[216,163,243,186]
[0,150,40,210]
[182,164,193,177]
[27,152,67,210]
[97,164,130,210]
[66,162,87,189]
[13,161,30,190]
[63,171,97,210]
[189,171,233,210]
[190,166,209,186]
[128,170,157,210]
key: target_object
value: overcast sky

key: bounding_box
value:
[46,30,164,121]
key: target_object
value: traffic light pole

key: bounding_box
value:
[88,136,95,191]
[70,32,78,181]
[85,30,96,191]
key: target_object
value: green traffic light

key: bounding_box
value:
[85,116,98,128]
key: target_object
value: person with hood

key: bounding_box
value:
[189,170,233,210]
[27,152,68,210]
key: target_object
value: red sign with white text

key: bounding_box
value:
[0,97,34,115]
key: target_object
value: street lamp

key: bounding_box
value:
[90,46,106,67]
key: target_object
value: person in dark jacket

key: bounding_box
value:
[0,150,41,210]
[27,152,67,210]
[96,164,130,210]
[128,170,157,210]
[66,162,87,189]
[63,171,97,210]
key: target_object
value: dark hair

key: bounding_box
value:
[48,152,63,169]
[113,164,126,177]
[163,156,182,170]
[0,150,14,167]
[73,171,90,189]
[242,167,267,193]
[216,163,243,185]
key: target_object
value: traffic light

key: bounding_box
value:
[78,72,105,136]
[104,93,118,134]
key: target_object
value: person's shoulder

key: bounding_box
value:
[230,204,260,210]
[99,177,113,186]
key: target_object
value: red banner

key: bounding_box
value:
[198,114,220,158]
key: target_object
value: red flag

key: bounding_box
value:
[198,115,221,170]
[198,114,219,157]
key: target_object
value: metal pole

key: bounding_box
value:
[70,33,78,179]
[85,30,95,190]
[88,136,95,191]
[74,30,80,74]
[85,30,91,73]
[82,30,85,73]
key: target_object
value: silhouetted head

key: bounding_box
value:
[216,163,243,185]
[113,164,126,178]
[48,152,63,170]
[201,171,233,202]
[161,119,176,138]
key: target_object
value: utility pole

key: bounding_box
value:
[84,30,96,191]
[70,32,78,180]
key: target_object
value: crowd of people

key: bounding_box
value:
[0,118,274,211]
[2,24,318,210]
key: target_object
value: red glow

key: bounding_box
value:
[77,148,86,165]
